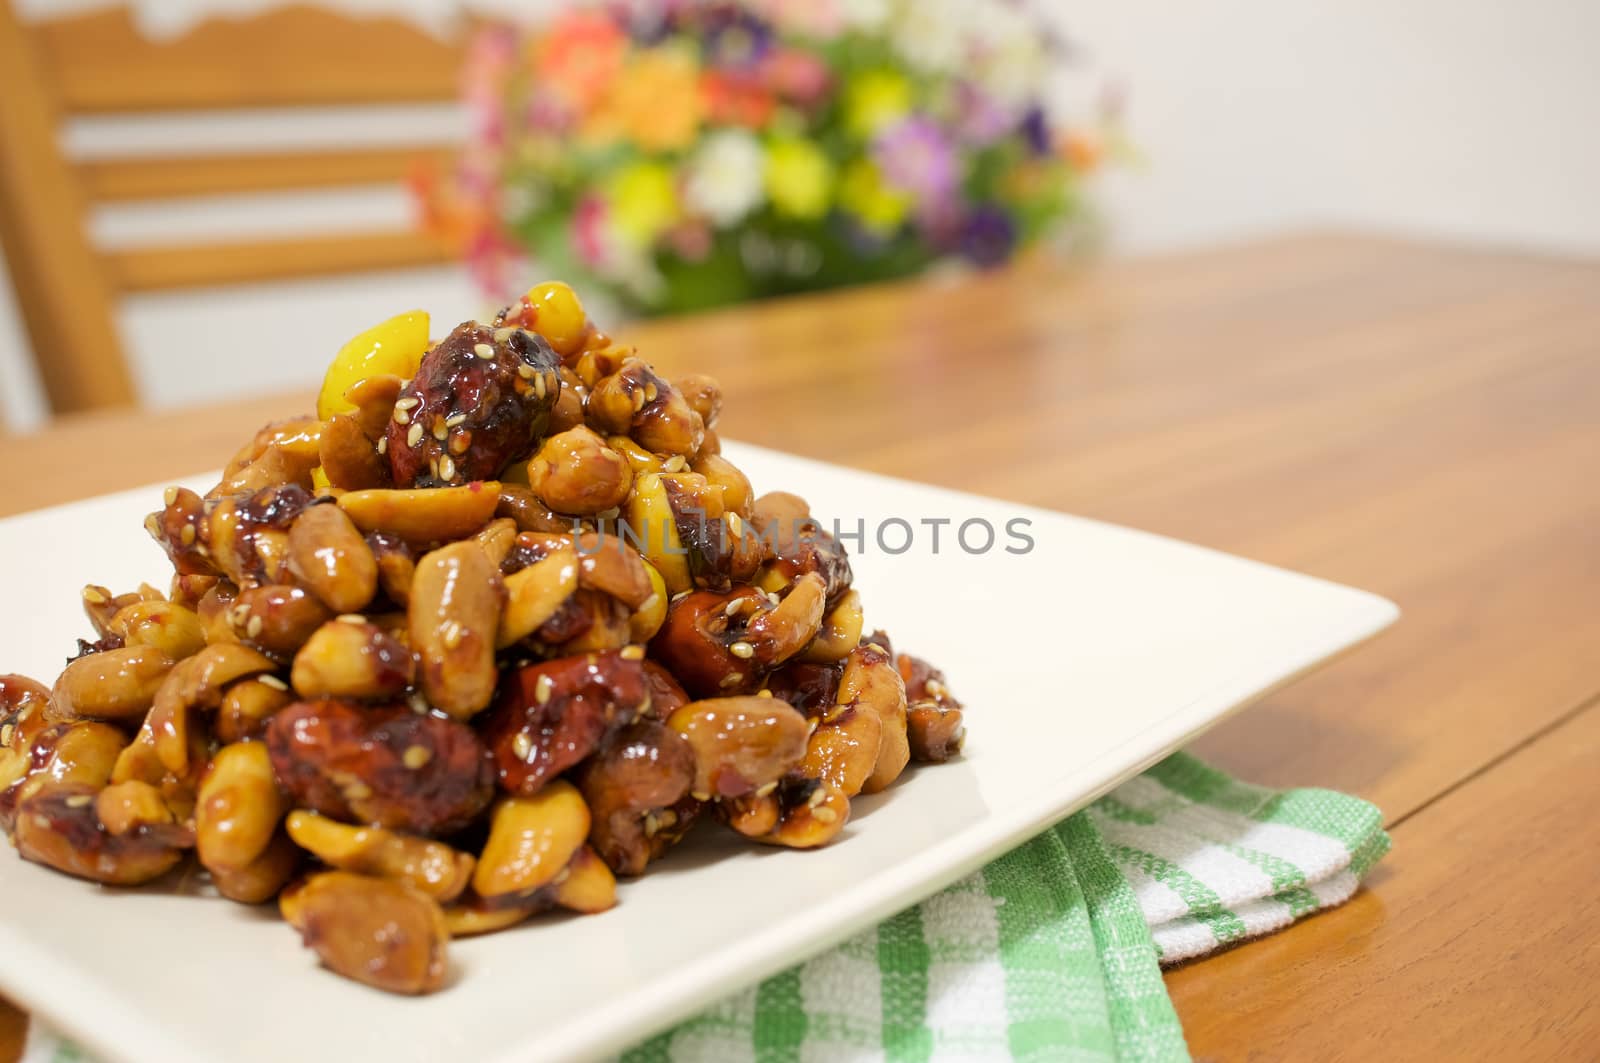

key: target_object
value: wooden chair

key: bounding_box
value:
[0,2,467,414]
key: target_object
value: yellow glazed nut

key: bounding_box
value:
[667,697,810,800]
[762,780,850,849]
[214,675,293,744]
[623,472,690,594]
[282,871,450,995]
[288,505,380,613]
[231,584,332,658]
[317,310,430,420]
[627,561,668,643]
[338,483,501,544]
[839,645,910,795]
[108,601,207,661]
[518,281,588,357]
[409,541,504,718]
[497,549,579,648]
[473,780,591,900]
[196,741,288,873]
[286,811,475,903]
[800,699,884,798]
[551,844,617,913]
[149,644,277,775]
[442,897,543,937]
[51,645,174,722]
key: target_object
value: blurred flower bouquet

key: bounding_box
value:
[419,0,1116,315]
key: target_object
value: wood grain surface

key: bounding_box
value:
[1,233,1596,1059]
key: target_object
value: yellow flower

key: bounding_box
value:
[844,69,912,139]
[584,46,705,153]
[605,161,680,245]
[764,138,834,220]
[837,158,911,234]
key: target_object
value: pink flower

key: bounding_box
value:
[763,48,830,105]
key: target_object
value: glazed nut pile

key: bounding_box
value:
[0,283,966,995]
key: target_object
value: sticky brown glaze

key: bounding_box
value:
[639,659,690,721]
[14,783,192,886]
[386,322,562,487]
[575,719,696,875]
[265,700,493,836]
[481,651,650,796]
[750,492,854,608]
[661,475,762,592]
[765,660,845,718]
[896,653,966,763]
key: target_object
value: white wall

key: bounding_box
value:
[2,0,1598,430]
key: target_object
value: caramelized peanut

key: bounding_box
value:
[51,645,174,722]
[287,504,379,613]
[761,777,850,849]
[232,584,333,658]
[283,871,449,994]
[497,548,578,648]
[211,830,301,903]
[338,483,501,545]
[666,697,809,800]
[319,413,389,491]
[800,700,884,798]
[196,741,289,873]
[108,601,207,661]
[149,644,277,775]
[526,426,633,515]
[575,720,695,875]
[840,645,910,794]
[474,781,591,900]
[291,619,414,700]
[409,541,503,718]
[14,783,190,886]
[286,810,474,902]
[215,675,293,744]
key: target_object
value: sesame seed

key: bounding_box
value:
[632,390,646,412]
[449,432,470,455]
[620,644,645,661]
[258,674,288,691]
[0,724,12,748]
[143,515,162,540]
[81,586,107,605]
[766,592,781,606]
[179,524,196,546]
[729,641,754,659]
[440,619,463,650]
[637,593,660,616]
[926,679,948,699]
[671,591,691,603]
[551,866,572,886]
[402,745,433,770]
[495,327,517,345]
[644,382,658,404]
[597,506,620,520]
[445,413,467,428]
[393,407,411,425]
[757,689,773,699]
[407,692,430,714]
[336,613,366,624]
[534,373,547,399]
[534,674,554,705]
[407,422,424,448]
[813,807,839,824]
[807,787,827,809]
[755,781,778,798]
[376,436,388,455]
[808,719,819,733]
[727,512,743,538]
[720,673,743,688]
[723,599,743,617]
[658,809,677,828]
[246,615,264,639]
[195,544,210,559]
[66,793,94,809]
[517,363,535,379]
[866,642,888,656]
[32,815,49,830]
[345,781,373,801]
[439,455,457,481]
[691,791,711,802]
[431,422,447,444]
[662,455,686,473]
[643,812,659,837]
[512,732,534,761]
[163,486,180,507]
[394,397,420,411]
[474,342,496,359]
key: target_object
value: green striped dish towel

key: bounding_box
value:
[23,753,1388,1063]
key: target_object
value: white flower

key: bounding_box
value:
[972,3,1050,108]
[839,0,890,31]
[684,130,767,227]
[890,0,970,74]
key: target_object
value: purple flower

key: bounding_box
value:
[700,5,775,69]
[874,116,959,208]
[1020,106,1052,156]
[958,206,1017,267]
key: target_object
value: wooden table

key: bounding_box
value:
[2,233,1596,1059]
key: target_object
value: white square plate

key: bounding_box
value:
[0,442,1396,1063]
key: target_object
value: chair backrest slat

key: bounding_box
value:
[0,1,468,414]
[35,5,461,113]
